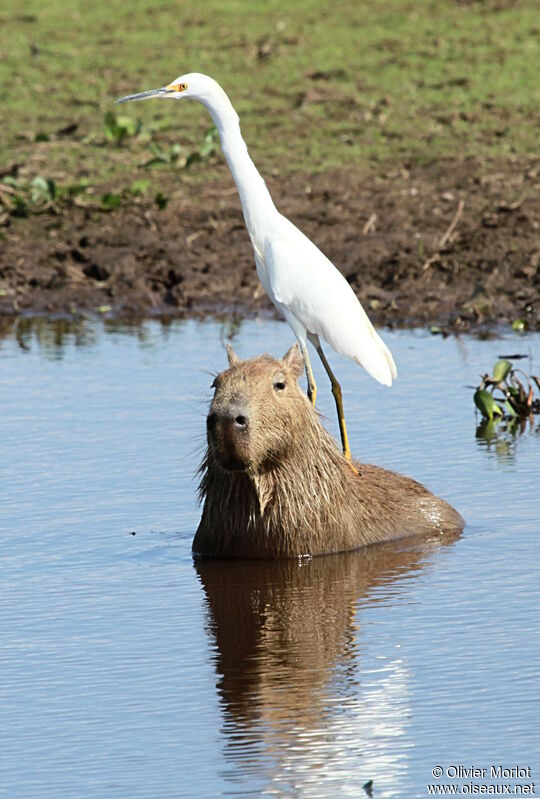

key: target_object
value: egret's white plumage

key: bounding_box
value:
[116,72,397,458]
[263,224,396,386]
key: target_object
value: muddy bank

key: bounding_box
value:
[1,158,538,330]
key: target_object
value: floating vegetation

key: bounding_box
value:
[474,358,540,420]
[474,357,540,461]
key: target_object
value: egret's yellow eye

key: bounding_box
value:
[166,82,188,93]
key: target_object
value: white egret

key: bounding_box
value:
[116,73,397,461]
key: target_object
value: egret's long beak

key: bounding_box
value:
[115,87,169,104]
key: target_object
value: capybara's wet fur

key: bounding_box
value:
[194,344,464,558]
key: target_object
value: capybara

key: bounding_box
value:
[194,344,464,558]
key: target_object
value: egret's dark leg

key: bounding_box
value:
[313,341,357,470]
[299,340,317,406]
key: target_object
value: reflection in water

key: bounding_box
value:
[0,316,191,356]
[0,316,96,355]
[475,416,540,463]
[196,534,460,797]
[0,314,253,364]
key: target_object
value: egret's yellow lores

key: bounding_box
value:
[117,73,397,461]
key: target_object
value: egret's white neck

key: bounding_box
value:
[200,91,277,236]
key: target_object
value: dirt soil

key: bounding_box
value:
[1,157,538,330]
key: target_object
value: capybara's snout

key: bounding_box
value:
[207,400,250,471]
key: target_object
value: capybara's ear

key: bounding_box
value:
[283,343,304,380]
[226,343,239,367]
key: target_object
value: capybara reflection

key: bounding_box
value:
[194,344,464,558]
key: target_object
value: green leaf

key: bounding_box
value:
[63,179,91,197]
[116,115,138,136]
[504,400,518,417]
[199,140,217,157]
[129,179,150,195]
[30,176,56,203]
[185,151,202,167]
[169,143,182,161]
[101,192,122,210]
[143,156,168,168]
[474,388,503,420]
[155,192,168,210]
[492,359,512,382]
[142,142,170,168]
[104,110,118,140]
[104,111,139,144]
[11,195,29,217]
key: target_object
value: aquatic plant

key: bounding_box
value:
[474,358,540,420]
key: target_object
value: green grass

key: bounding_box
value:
[0,0,538,191]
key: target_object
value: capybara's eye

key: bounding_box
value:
[273,380,286,391]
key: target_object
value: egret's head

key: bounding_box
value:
[115,72,227,106]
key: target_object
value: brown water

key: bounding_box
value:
[1,319,539,798]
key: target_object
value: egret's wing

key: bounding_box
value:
[265,225,397,386]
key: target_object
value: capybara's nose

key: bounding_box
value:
[207,405,249,432]
[226,403,249,430]
[233,413,248,429]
